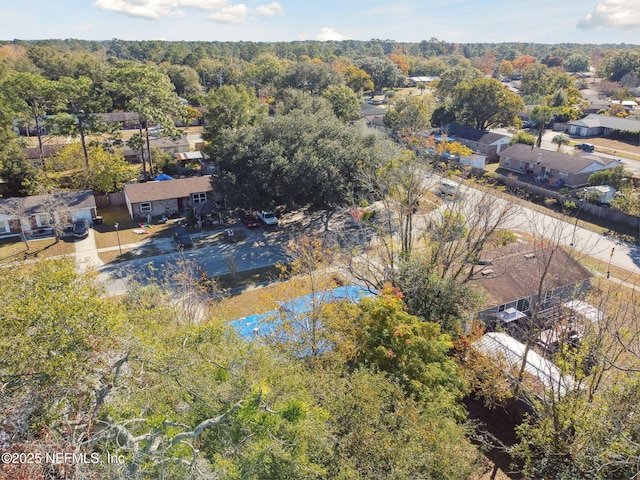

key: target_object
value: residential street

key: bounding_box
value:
[453,180,640,275]
[87,178,640,297]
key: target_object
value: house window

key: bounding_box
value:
[503,157,510,166]
[37,213,52,226]
[517,298,530,312]
[140,202,152,213]
[558,171,569,179]
[192,193,207,204]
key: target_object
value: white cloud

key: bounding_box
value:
[93,0,227,19]
[316,27,349,41]
[94,0,282,24]
[578,0,640,30]
[208,4,250,23]
[253,2,284,17]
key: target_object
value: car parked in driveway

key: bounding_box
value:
[239,210,261,228]
[257,210,278,227]
[73,219,90,238]
[172,225,193,249]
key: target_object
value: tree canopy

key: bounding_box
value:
[452,77,525,130]
[211,91,384,210]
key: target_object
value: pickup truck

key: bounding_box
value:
[257,210,278,227]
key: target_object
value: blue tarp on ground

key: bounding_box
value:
[230,284,375,339]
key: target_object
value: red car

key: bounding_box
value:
[239,210,261,228]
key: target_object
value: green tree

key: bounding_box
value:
[202,84,266,150]
[600,49,640,82]
[165,64,202,97]
[343,64,374,93]
[1,72,61,162]
[520,63,550,97]
[281,59,342,95]
[0,146,40,196]
[47,142,135,194]
[212,91,382,209]
[564,53,590,73]
[452,77,525,130]
[383,93,435,133]
[588,164,631,190]
[552,132,570,151]
[530,105,555,147]
[316,367,479,480]
[354,285,467,404]
[436,65,483,99]
[108,62,185,178]
[354,57,405,93]
[242,53,290,90]
[395,257,482,334]
[50,75,112,168]
[321,84,361,122]
[510,130,536,146]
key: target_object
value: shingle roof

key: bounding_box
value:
[569,113,640,132]
[467,242,592,310]
[22,144,64,160]
[443,124,510,145]
[95,112,140,123]
[124,176,212,204]
[499,143,622,174]
[0,190,96,215]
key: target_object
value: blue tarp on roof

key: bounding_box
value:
[230,284,375,340]
[155,173,174,181]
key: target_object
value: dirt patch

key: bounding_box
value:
[465,397,523,480]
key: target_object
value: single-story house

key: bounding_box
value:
[0,190,97,239]
[21,144,65,168]
[407,76,439,86]
[122,136,191,163]
[582,98,611,115]
[440,124,511,162]
[123,175,216,220]
[498,143,623,187]
[611,100,638,111]
[94,112,141,130]
[466,242,593,327]
[567,113,640,138]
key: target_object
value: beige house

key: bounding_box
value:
[498,144,623,188]
[123,176,216,221]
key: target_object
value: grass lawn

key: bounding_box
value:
[0,236,75,264]
[217,269,344,320]
[93,206,176,250]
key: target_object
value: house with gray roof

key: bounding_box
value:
[0,190,97,239]
[441,124,511,162]
[567,113,640,138]
[122,135,191,163]
[123,175,216,221]
[498,143,623,187]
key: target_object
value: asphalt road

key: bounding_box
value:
[98,226,289,296]
[442,179,640,277]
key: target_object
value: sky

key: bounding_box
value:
[1,0,639,45]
